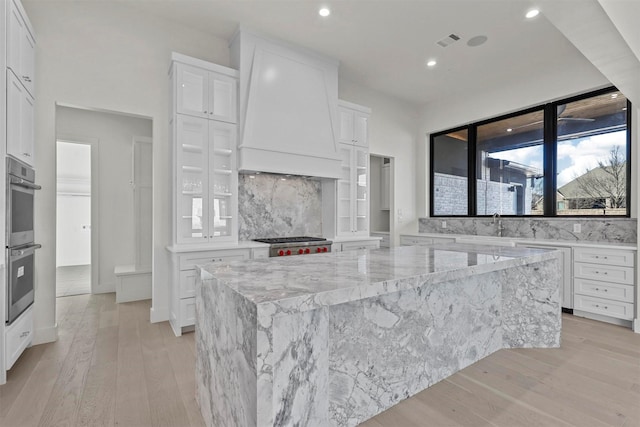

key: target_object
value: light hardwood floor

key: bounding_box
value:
[1,293,639,426]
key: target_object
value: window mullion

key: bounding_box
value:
[468,125,477,216]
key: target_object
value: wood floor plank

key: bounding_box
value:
[0,344,47,419]
[114,302,153,427]
[2,294,640,427]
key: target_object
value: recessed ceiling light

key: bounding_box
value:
[611,93,619,98]
[525,9,540,19]
[426,60,437,67]
[318,7,330,17]
[507,128,513,132]
[622,107,627,111]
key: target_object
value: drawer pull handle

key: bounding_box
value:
[595,288,599,291]
[20,331,29,338]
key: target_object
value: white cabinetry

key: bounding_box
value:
[174,61,237,124]
[6,0,35,167]
[338,103,368,147]
[334,239,380,252]
[400,235,456,246]
[169,248,250,336]
[336,143,369,236]
[174,115,237,244]
[7,0,34,97]
[573,247,635,324]
[371,232,390,248]
[6,70,34,165]
[4,305,32,370]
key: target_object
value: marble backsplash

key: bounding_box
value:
[419,217,637,244]
[239,173,323,240]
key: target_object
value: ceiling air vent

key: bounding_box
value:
[436,33,461,48]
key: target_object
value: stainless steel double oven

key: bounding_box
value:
[6,157,41,325]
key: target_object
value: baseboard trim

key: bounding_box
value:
[150,306,169,323]
[32,323,58,345]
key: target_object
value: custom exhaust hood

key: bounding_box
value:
[230,29,342,179]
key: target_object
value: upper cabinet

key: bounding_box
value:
[7,0,35,97]
[338,102,369,147]
[174,61,237,124]
[170,54,239,246]
[7,60,35,166]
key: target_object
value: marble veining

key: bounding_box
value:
[238,173,322,240]
[419,217,637,243]
[196,244,561,427]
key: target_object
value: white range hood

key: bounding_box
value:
[230,29,342,179]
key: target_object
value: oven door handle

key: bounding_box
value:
[11,244,42,257]
[10,176,42,190]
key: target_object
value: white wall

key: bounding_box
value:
[339,79,420,246]
[56,106,151,291]
[23,0,231,341]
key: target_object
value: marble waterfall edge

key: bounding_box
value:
[195,245,561,426]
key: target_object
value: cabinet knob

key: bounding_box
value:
[204,110,208,114]
[23,153,31,157]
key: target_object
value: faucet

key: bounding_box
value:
[492,212,505,237]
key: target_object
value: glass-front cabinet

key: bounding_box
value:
[175,115,237,244]
[335,100,371,237]
[336,143,369,236]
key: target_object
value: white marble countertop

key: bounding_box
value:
[400,232,638,250]
[198,243,560,313]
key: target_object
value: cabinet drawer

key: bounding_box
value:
[251,247,269,259]
[574,294,634,320]
[178,249,249,270]
[179,270,197,299]
[400,236,455,246]
[179,297,196,327]
[5,306,33,370]
[574,278,634,303]
[573,247,634,267]
[341,240,380,251]
[574,262,634,285]
[400,236,432,246]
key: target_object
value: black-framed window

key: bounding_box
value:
[430,87,631,217]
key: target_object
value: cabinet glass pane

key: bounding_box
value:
[212,126,233,150]
[212,196,233,237]
[178,117,207,241]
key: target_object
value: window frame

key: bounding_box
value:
[429,86,632,218]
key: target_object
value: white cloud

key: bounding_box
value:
[556,131,626,187]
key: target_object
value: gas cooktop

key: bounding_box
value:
[252,236,332,257]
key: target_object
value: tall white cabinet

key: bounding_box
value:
[6,0,34,166]
[168,53,243,336]
[2,0,36,385]
[324,100,375,250]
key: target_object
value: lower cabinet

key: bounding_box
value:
[5,305,33,370]
[334,239,380,252]
[399,235,455,246]
[370,232,390,248]
[169,247,251,336]
[573,247,636,325]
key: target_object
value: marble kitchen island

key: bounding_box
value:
[195,243,562,427]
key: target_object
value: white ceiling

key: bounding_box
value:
[111,1,604,106]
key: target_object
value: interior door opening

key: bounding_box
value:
[56,141,92,297]
[369,154,394,246]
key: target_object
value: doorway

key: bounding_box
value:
[369,154,394,247]
[56,141,93,297]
